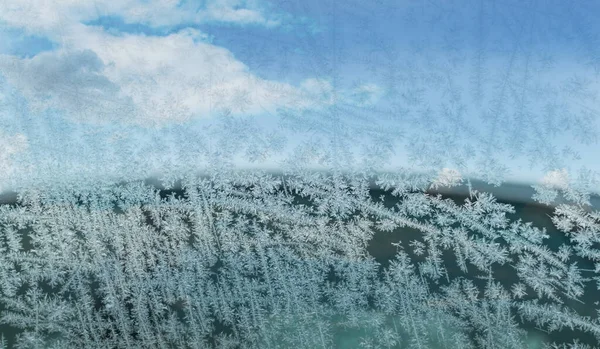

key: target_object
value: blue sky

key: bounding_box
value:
[0,0,599,194]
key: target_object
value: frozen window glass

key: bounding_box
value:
[0,1,599,348]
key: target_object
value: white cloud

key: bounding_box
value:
[0,49,136,123]
[0,0,284,35]
[0,25,321,125]
[0,1,378,126]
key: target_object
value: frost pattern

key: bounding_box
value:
[0,171,598,348]
[0,0,599,348]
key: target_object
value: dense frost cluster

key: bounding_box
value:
[0,170,598,348]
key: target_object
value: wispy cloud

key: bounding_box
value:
[0,1,339,125]
[0,25,313,125]
[0,0,287,34]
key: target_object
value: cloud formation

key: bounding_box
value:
[0,0,285,34]
[0,49,135,123]
[0,1,326,125]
